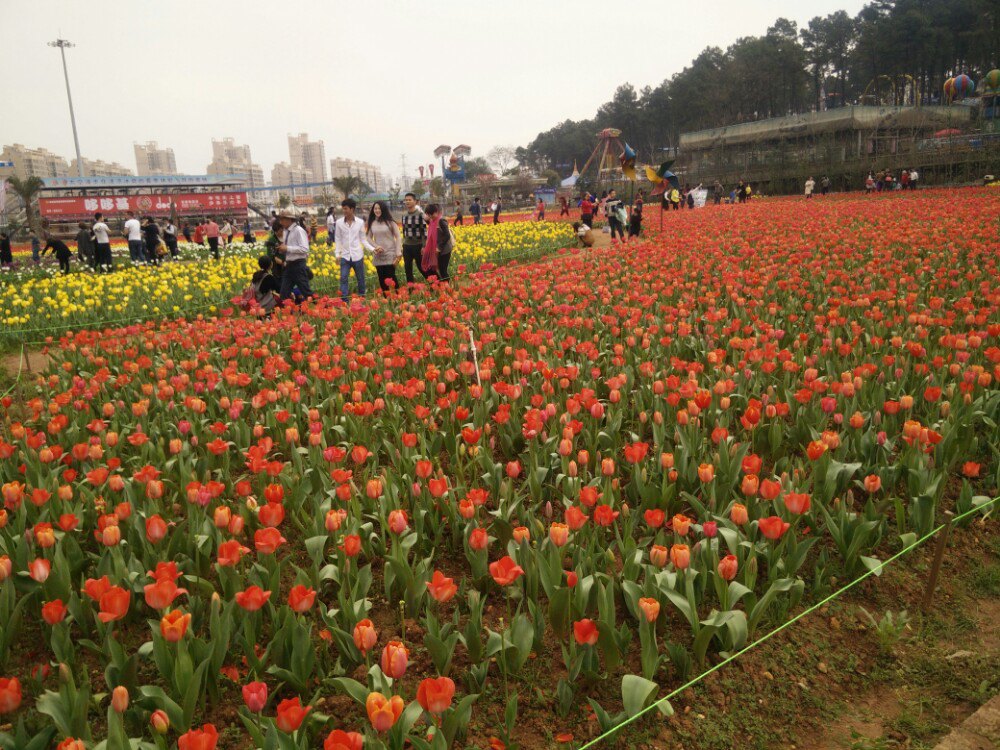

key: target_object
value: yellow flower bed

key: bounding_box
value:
[0,221,573,338]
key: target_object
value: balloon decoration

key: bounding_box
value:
[943,77,956,101]
[984,69,1000,92]
[952,74,975,99]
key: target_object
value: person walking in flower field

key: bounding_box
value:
[367,200,402,293]
[276,207,313,302]
[334,197,375,303]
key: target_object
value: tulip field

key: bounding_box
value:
[0,220,575,341]
[0,188,997,749]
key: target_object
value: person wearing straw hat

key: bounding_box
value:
[276,208,313,303]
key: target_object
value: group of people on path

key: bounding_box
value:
[248,192,455,312]
[865,169,918,193]
[573,188,644,246]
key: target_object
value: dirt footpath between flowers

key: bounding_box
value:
[0,349,49,380]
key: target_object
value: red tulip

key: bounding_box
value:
[275,696,311,733]
[144,579,186,610]
[0,677,21,713]
[28,558,51,583]
[324,730,364,750]
[178,723,219,750]
[783,492,811,515]
[489,556,525,586]
[573,618,599,646]
[288,584,316,612]
[42,599,67,625]
[254,527,287,554]
[427,570,458,603]
[242,681,268,712]
[98,586,131,623]
[217,539,250,567]
[416,676,456,714]
[341,534,362,557]
[235,585,271,611]
[468,527,489,551]
[758,516,791,540]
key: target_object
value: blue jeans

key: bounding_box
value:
[128,240,145,263]
[339,258,365,302]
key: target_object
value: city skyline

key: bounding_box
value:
[1,0,868,189]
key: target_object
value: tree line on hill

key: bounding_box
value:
[516,0,998,173]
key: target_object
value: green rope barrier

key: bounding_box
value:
[578,494,1000,749]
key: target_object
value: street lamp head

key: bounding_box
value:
[48,39,75,48]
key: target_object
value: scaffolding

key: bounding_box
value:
[677,104,999,192]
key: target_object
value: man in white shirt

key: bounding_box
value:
[92,212,113,271]
[325,207,336,247]
[276,208,313,303]
[909,169,919,190]
[123,211,145,263]
[334,198,374,303]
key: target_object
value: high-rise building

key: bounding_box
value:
[330,157,385,194]
[270,162,313,200]
[207,138,265,190]
[0,144,71,180]
[70,158,133,177]
[288,133,326,195]
[134,141,178,176]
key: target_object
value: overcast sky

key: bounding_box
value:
[1,0,867,183]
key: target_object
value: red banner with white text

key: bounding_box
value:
[39,192,248,220]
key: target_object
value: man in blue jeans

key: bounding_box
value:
[123,211,145,263]
[333,197,375,303]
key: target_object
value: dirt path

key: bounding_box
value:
[0,349,48,379]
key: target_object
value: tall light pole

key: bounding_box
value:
[49,38,85,177]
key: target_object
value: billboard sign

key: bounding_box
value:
[39,192,248,220]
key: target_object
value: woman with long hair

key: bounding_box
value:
[366,200,402,292]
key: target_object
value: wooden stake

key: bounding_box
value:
[921,511,954,612]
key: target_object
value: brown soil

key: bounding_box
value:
[0,348,49,378]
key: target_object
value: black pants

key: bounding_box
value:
[279,259,313,302]
[628,222,641,237]
[208,237,219,259]
[166,238,178,257]
[435,252,451,282]
[473,214,481,224]
[376,264,398,292]
[57,254,71,273]
[581,213,592,227]
[403,245,428,284]
[493,213,500,224]
[608,217,625,240]
[95,243,112,271]
[560,206,569,216]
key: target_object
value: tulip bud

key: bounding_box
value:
[111,686,129,713]
[150,709,170,735]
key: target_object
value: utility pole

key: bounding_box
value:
[49,39,85,177]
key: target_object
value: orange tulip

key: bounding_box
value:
[549,522,569,547]
[697,463,715,483]
[718,554,739,582]
[489,556,525,586]
[353,618,377,654]
[670,544,690,570]
[380,640,409,679]
[160,610,191,642]
[638,597,660,622]
[365,692,404,732]
[234,585,271,611]
[649,544,668,567]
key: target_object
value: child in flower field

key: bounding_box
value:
[573,221,595,247]
[1,231,13,267]
[628,203,642,240]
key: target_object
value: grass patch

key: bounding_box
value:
[969,564,1000,596]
